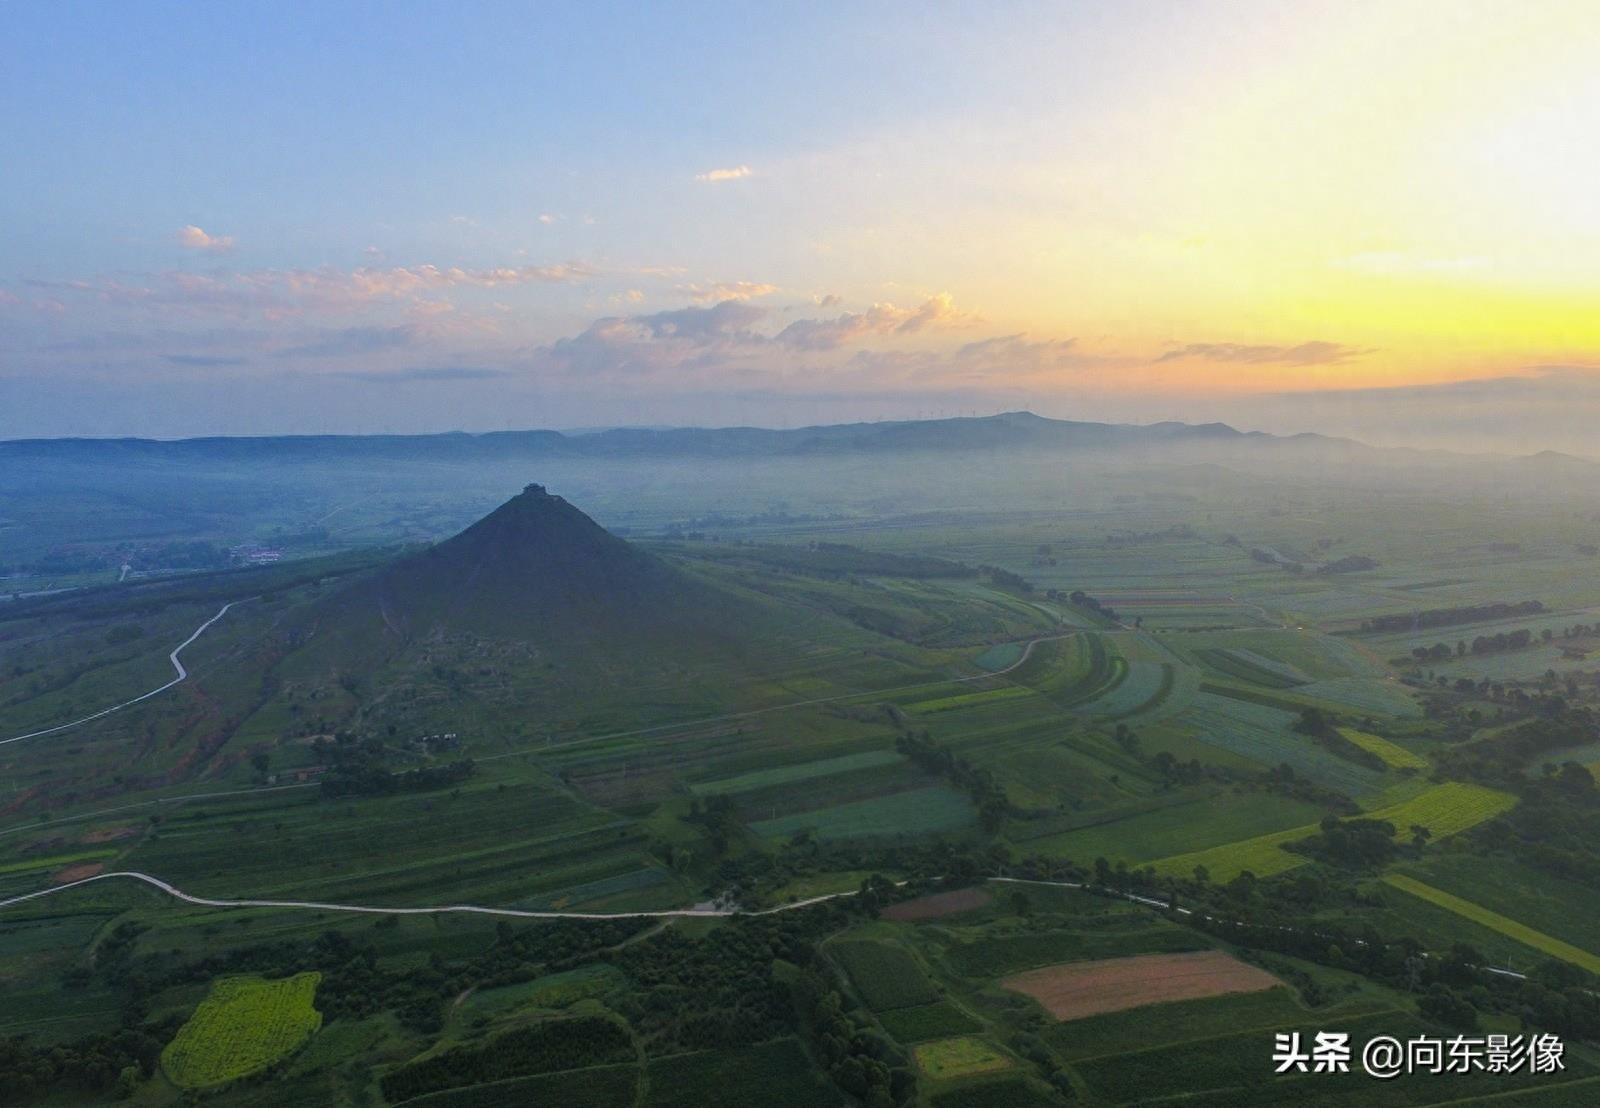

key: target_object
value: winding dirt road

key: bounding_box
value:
[0,600,245,747]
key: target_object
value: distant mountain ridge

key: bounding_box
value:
[6,411,1593,478]
[0,411,1309,461]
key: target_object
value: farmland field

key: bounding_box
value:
[1381,875,1600,974]
[944,924,1205,979]
[831,939,940,1010]
[878,1001,982,1043]
[644,1039,831,1108]
[752,785,974,840]
[1338,727,1428,769]
[160,972,323,1089]
[912,1036,1014,1080]
[881,887,993,921]
[1149,781,1517,881]
[1002,950,1281,1021]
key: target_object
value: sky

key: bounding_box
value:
[4,0,1600,451]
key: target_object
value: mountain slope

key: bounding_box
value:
[316,483,725,645]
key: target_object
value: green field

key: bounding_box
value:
[752,785,975,840]
[1149,781,1516,881]
[831,939,940,1010]
[878,1001,982,1043]
[160,972,323,1089]
[1382,875,1600,974]
[644,1039,831,1108]
[912,1036,1014,1080]
[1338,727,1428,769]
[944,924,1204,979]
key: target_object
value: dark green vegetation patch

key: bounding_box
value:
[644,1038,831,1108]
[400,1063,638,1108]
[831,939,940,1011]
[929,1077,1061,1108]
[877,1001,982,1043]
[379,1015,633,1102]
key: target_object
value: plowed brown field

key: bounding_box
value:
[1002,950,1281,1021]
[882,888,992,921]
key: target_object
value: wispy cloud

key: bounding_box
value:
[1155,341,1371,367]
[177,225,235,253]
[681,280,779,303]
[27,261,601,320]
[695,165,752,183]
[775,293,969,350]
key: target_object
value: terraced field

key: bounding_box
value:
[1382,875,1600,974]
[752,785,975,840]
[830,939,940,1011]
[1337,728,1427,769]
[1148,781,1516,881]
[1175,692,1387,798]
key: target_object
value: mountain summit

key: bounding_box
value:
[323,484,706,644]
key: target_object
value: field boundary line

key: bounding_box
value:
[0,600,249,747]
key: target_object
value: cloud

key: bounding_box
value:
[28,261,600,320]
[163,353,248,367]
[682,280,779,303]
[775,293,969,350]
[177,225,235,253]
[695,165,753,183]
[1155,340,1371,366]
[813,293,843,308]
[537,213,557,225]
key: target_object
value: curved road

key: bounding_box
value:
[0,869,853,921]
[0,870,1534,984]
[0,600,245,747]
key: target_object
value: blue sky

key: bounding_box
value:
[5,2,1600,447]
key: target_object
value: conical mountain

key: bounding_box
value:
[304,483,736,656]
[318,483,723,645]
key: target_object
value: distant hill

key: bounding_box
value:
[0,411,1283,463]
[312,483,731,645]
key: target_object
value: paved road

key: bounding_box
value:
[0,600,245,747]
[0,869,1535,984]
[0,869,856,920]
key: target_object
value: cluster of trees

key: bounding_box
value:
[313,731,474,798]
[0,1026,173,1101]
[1366,600,1545,634]
[1285,816,1400,868]
[979,565,1034,595]
[685,794,744,855]
[895,731,1011,831]
[380,1016,633,1102]
[1438,710,1598,788]
[1292,707,1389,773]
[1065,589,1119,622]
[792,965,915,1108]
[1413,629,1540,660]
